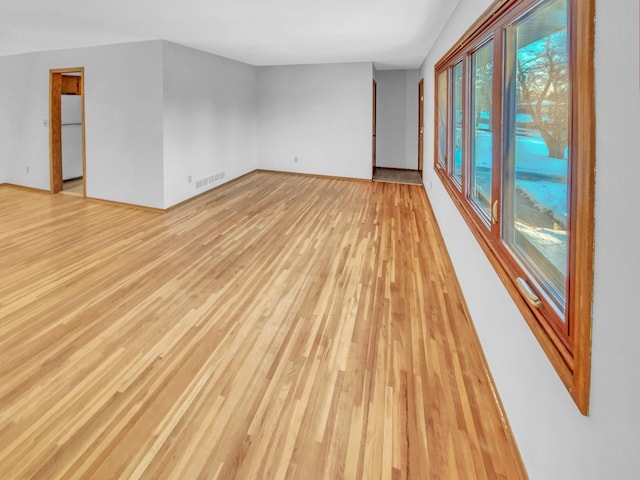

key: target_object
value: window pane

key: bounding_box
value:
[437,71,448,169]
[471,42,494,218]
[503,0,570,314]
[452,62,463,184]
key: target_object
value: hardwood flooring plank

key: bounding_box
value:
[0,173,526,479]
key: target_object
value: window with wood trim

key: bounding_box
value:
[434,0,594,414]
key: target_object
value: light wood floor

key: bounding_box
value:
[62,177,84,196]
[0,172,526,479]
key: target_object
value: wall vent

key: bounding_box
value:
[195,171,226,190]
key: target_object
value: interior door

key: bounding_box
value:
[418,78,425,177]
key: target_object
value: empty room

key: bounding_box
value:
[0,0,639,478]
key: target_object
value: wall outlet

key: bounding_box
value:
[188,175,192,183]
[294,156,299,163]
[26,166,30,173]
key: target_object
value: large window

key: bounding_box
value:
[504,0,570,315]
[470,41,494,219]
[434,0,595,414]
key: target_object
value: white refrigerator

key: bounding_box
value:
[61,95,83,180]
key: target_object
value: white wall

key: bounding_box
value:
[0,41,165,208]
[419,0,640,478]
[257,63,373,179]
[162,42,258,208]
[375,69,420,170]
[1,46,374,205]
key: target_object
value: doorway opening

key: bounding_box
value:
[49,68,86,196]
[372,74,424,185]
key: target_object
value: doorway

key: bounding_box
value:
[50,68,86,196]
[371,71,423,185]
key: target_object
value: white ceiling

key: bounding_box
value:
[0,0,459,69]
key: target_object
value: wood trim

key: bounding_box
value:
[491,28,504,245]
[432,0,595,414]
[85,196,165,213]
[256,169,372,184]
[80,70,87,198]
[49,67,86,197]
[372,79,377,178]
[435,0,523,72]
[433,73,441,172]
[49,72,63,193]
[51,66,85,74]
[568,0,596,415]
[1,183,51,194]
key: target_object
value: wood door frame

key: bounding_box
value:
[49,67,86,196]
[418,78,425,178]
[372,79,377,179]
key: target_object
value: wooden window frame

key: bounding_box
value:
[436,70,450,171]
[451,60,465,190]
[433,0,595,415]
[467,37,495,226]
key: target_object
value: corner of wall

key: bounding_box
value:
[161,43,259,209]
